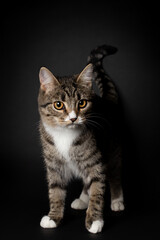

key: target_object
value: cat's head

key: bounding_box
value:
[38,64,95,129]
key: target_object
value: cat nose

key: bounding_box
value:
[70,117,77,123]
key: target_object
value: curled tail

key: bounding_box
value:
[87,45,118,66]
[87,45,119,103]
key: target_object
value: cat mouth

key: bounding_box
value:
[67,123,79,129]
[66,121,84,129]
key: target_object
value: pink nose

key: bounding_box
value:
[70,118,77,123]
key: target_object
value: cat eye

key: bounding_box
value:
[54,101,64,110]
[78,99,87,109]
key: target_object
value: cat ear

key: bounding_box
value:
[39,67,59,92]
[77,64,93,88]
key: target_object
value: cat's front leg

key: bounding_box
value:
[40,166,66,228]
[85,179,105,234]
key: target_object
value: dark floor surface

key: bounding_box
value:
[2,208,160,240]
[2,184,160,240]
[1,155,160,240]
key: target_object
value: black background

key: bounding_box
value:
[1,1,160,239]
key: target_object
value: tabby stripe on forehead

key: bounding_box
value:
[61,93,66,101]
[77,92,81,100]
[72,88,77,98]
[64,89,71,97]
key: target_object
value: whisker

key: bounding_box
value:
[85,120,98,129]
[86,119,104,130]
[86,112,106,119]
[79,114,106,130]
[86,112,111,127]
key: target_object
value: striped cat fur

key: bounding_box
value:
[38,45,124,234]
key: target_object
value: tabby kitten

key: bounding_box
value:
[38,45,124,234]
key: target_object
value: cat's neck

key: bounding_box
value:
[43,123,82,136]
[43,122,82,161]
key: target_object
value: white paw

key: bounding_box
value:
[71,198,88,209]
[111,200,125,211]
[88,220,104,234]
[40,216,57,228]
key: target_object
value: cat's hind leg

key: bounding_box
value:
[71,187,89,210]
[110,187,124,211]
[108,145,125,212]
[109,170,125,211]
[109,165,125,211]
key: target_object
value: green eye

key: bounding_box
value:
[54,101,64,110]
[79,99,87,109]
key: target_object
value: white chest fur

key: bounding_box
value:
[43,123,81,161]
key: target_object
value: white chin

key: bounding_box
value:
[67,124,78,129]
